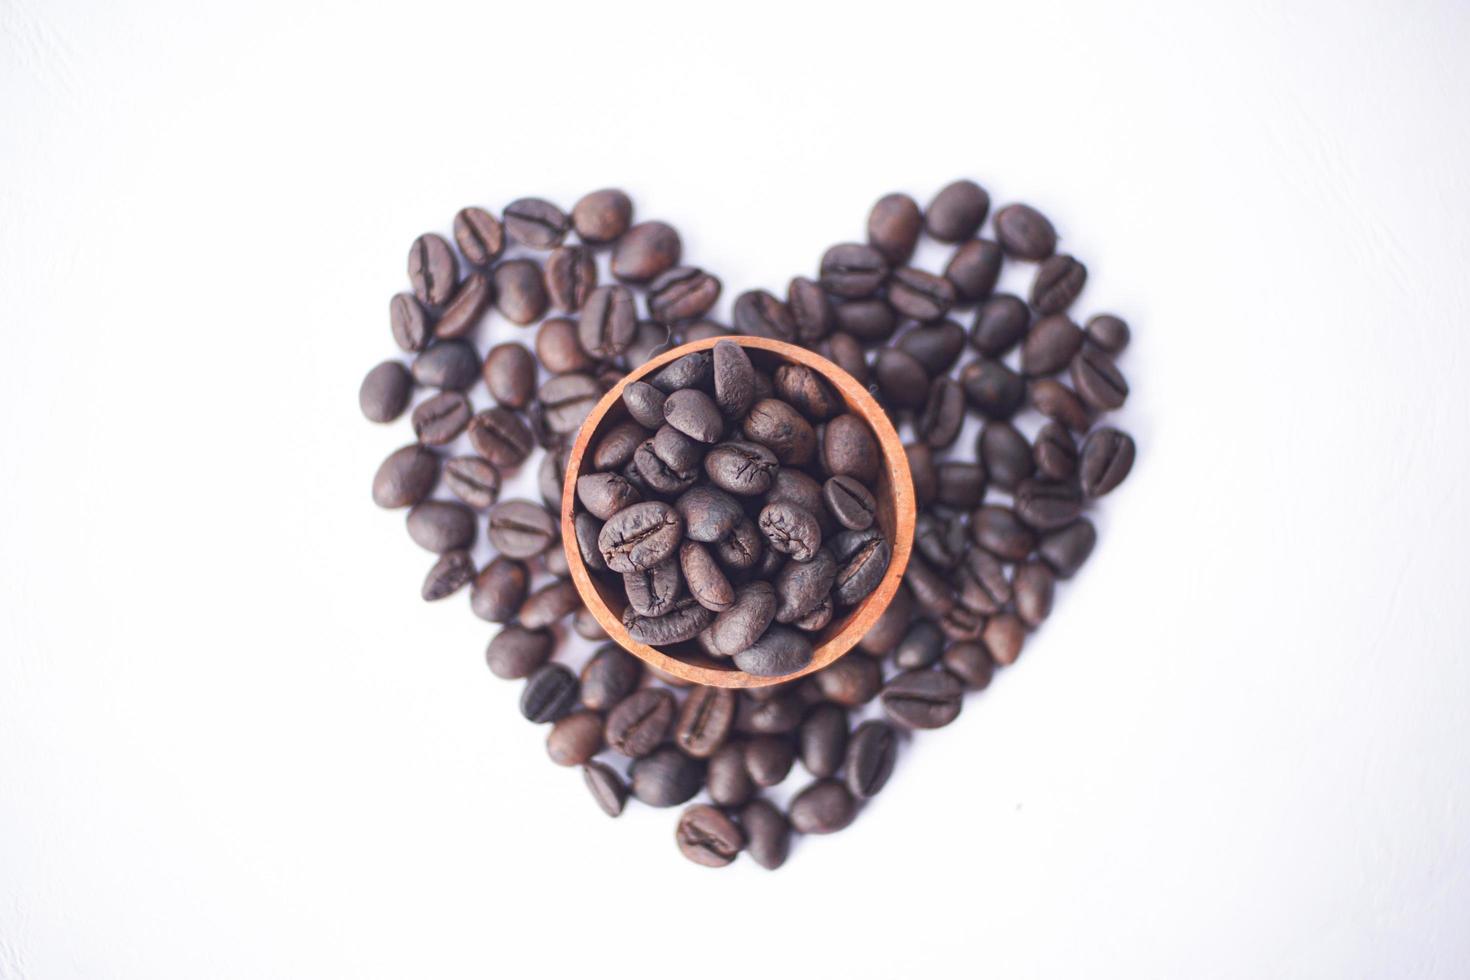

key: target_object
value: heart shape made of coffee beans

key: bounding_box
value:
[362,181,1136,870]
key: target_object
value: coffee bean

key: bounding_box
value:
[452,206,504,266]
[814,653,882,706]
[945,238,1003,302]
[732,289,796,341]
[983,613,1026,666]
[858,581,912,655]
[389,292,431,352]
[735,689,805,734]
[576,472,641,520]
[799,703,848,778]
[421,549,474,601]
[622,380,667,429]
[407,233,457,308]
[934,461,985,509]
[578,644,642,712]
[905,444,938,508]
[971,505,1036,561]
[1014,477,1084,531]
[663,388,723,443]
[574,511,607,573]
[956,549,1011,615]
[632,436,697,495]
[758,502,822,563]
[888,266,956,322]
[926,179,989,242]
[591,420,647,472]
[681,320,728,342]
[820,333,869,383]
[1031,254,1087,314]
[738,799,789,870]
[486,342,542,409]
[583,761,628,817]
[845,720,898,799]
[774,364,842,421]
[487,499,557,558]
[471,557,527,623]
[1070,347,1129,411]
[872,347,930,410]
[435,272,493,339]
[676,804,744,867]
[372,444,439,508]
[979,421,1035,491]
[1022,314,1084,377]
[629,746,704,807]
[519,579,581,630]
[904,556,956,617]
[605,688,676,757]
[867,192,922,263]
[467,408,533,468]
[673,686,736,758]
[831,527,891,605]
[406,500,475,553]
[412,340,480,390]
[917,376,965,449]
[711,581,778,657]
[1013,559,1055,629]
[742,398,817,466]
[544,244,597,312]
[535,317,596,375]
[1030,378,1093,433]
[571,188,632,243]
[624,596,716,646]
[492,258,549,326]
[539,373,605,435]
[1039,519,1096,578]
[789,779,857,834]
[649,266,721,323]
[622,556,682,618]
[734,626,813,677]
[1085,313,1130,353]
[994,203,1058,260]
[539,445,570,508]
[713,517,763,571]
[1080,427,1135,497]
[943,641,994,690]
[1033,422,1078,481]
[822,476,876,532]
[578,284,636,359]
[881,668,963,729]
[707,742,755,807]
[744,733,796,787]
[703,441,778,497]
[898,320,966,375]
[819,242,889,298]
[971,294,1030,356]
[410,391,470,445]
[894,619,944,670]
[485,625,553,680]
[520,664,580,724]
[503,197,569,249]
[710,339,757,420]
[547,710,604,767]
[833,299,897,342]
[674,485,740,543]
[956,358,1022,421]
[360,361,412,423]
[822,413,880,483]
[788,276,835,341]
[915,509,967,569]
[680,541,735,613]
[544,546,571,578]
[612,221,681,282]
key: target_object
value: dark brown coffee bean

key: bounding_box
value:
[831,527,891,606]
[735,626,814,677]
[711,582,778,657]
[519,579,580,629]
[1030,378,1093,433]
[743,733,796,787]
[680,320,728,342]
[789,779,857,834]
[503,197,569,249]
[833,299,897,343]
[787,276,834,341]
[612,221,681,282]
[407,391,467,446]
[732,289,796,341]
[956,360,1020,422]
[546,711,604,768]
[872,348,930,410]
[372,444,438,508]
[704,340,755,420]
[904,556,956,617]
[435,272,492,339]
[867,192,922,263]
[487,499,557,558]
[814,654,882,707]
[625,596,714,647]
[888,266,956,322]
[971,505,1036,561]
[845,720,898,799]
[1022,314,1084,377]
[934,461,984,509]
[792,596,833,632]
[1086,313,1130,353]
[946,238,1003,302]
[941,601,986,642]
[630,746,704,807]
[707,742,755,807]
[915,510,967,569]
[520,663,579,724]
[673,686,735,759]
[571,188,632,243]
[583,761,627,817]
[926,179,989,242]
[1014,559,1055,628]
[714,517,763,572]
[983,613,1026,666]
[407,233,457,308]
[743,398,817,466]
[406,500,475,553]
[648,266,720,323]
[576,472,641,521]
[574,609,606,641]
[580,643,642,711]
[1080,427,1135,497]
[477,342,534,411]
[1031,254,1086,314]
[412,340,479,390]
[485,626,552,679]
[739,799,789,870]
[534,318,593,375]
[820,243,889,298]
[675,804,744,867]
[544,545,571,578]
[820,332,869,383]
[471,557,527,623]
[539,373,605,435]
[360,361,412,423]
[758,502,822,562]
[1033,422,1078,481]
[822,476,876,531]
[452,206,503,266]
[622,556,682,619]
[894,619,944,670]
[918,376,965,449]
[971,294,1030,356]
[1014,477,1083,531]
[572,283,632,358]
[674,485,740,543]
[680,541,735,613]
[822,413,879,483]
[1039,519,1096,578]
[539,444,570,508]
[599,501,683,572]
[591,420,646,472]
[799,703,848,778]
[905,443,938,508]
[858,582,912,656]
[956,549,1011,615]
[979,421,1035,491]
[466,408,532,468]
[618,381,665,431]
[703,441,777,497]
[421,549,474,601]
[881,668,963,729]
[389,292,431,352]
[774,547,836,624]
[943,641,994,690]
[774,364,842,421]
[491,259,549,326]
[994,203,1058,260]
[663,388,723,443]
[1070,347,1129,411]
[605,688,676,757]
[573,513,607,576]
[542,244,596,312]
[898,320,966,375]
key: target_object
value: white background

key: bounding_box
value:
[2,0,1468,977]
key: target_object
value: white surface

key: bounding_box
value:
[2,1,1468,977]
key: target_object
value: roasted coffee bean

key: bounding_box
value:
[578,284,636,359]
[979,421,1035,491]
[421,549,474,601]
[918,376,965,449]
[485,626,552,680]
[822,413,880,483]
[547,711,604,767]
[758,502,822,562]
[714,517,763,571]
[1031,254,1087,315]
[605,688,676,757]
[731,289,796,341]
[625,596,715,645]
[983,613,1026,666]
[1022,314,1084,377]
[622,380,667,429]
[612,221,681,282]
[792,597,833,632]
[471,557,527,623]
[754,545,784,580]
[487,499,557,558]
[1014,477,1084,531]
[872,347,930,411]
[503,197,569,249]
[858,581,912,655]
[591,420,646,472]
[833,299,897,342]
[789,779,857,834]
[572,513,607,575]
[867,192,922,263]
[822,476,876,532]
[544,244,596,312]
[452,206,504,266]
[736,689,806,734]
[711,582,778,657]
[519,579,581,630]
[622,556,682,618]
[619,318,670,366]
[971,294,1030,356]
[435,272,492,339]
[915,510,968,570]
[406,500,475,553]
[673,686,735,758]
[888,266,956,322]
[407,233,457,308]
[576,609,607,642]
[537,444,570,508]
[360,361,412,423]
[926,179,989,242]
[571,188,632,243]
[894,619,944,670]
[576,472,640,520]
[957,549,1011,614]
[744,733,796,787]
[441,456,499,511]
[412,340,479,390]
[935,461,985,509]
[539,373,605,435]
[1086,313,1130,353]
[681,541,735,613]
[820,332,869,383]
[406,391,467,446]
[905,443,938,508]
[844,720,899,800]
[676,804,744,867]
[960,358,1025,420]
[583,761,628,817]
[946,238,1003,302]
[372,444,438,508]
[703,441,778,497]
[492,259,549,325]
[677,485,742,542]
[904,557,956,617]
[1070,347,1129,411]
[629,746,704,807]
[735,626,814,677]
[881,668,963,729]
[774,363,841,421]
[787,276,834,341]
[579,644,642,711]
[742,398,816,466]
[799,703,848,778]
[819,242,889,298]
[632,435,697,495]
[710,339,757,419]
[544,544,571,578]
[898,320,966,375]
[465,408,532,468]
[477,343,535,411]
[944,607,987,643]
[649,266,721,323]
[1080,427,1135,497]
[1039,519,1096,578]
[1030,378,1093,433]
[681,320,728,342]
[1013,559,1055,629]
[814,654,882,707]
[707,742,755,807]
[1033,422,1079,482]
[831,527,891,605]
[739,799,789,870]
[971,505,1036,561]
[663,388,723,443]
[943,641,994,690]
[520,663,580,723]
[762,468,822,518]
[536,317,596,375]
[389,292,431,352]
[994,203,1058,260]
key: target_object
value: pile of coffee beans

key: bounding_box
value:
[361,180,1135,870]
[572,339,893,677]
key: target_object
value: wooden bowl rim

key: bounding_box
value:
[560,334,915,689]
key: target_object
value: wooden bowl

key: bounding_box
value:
[560,335,915,688]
